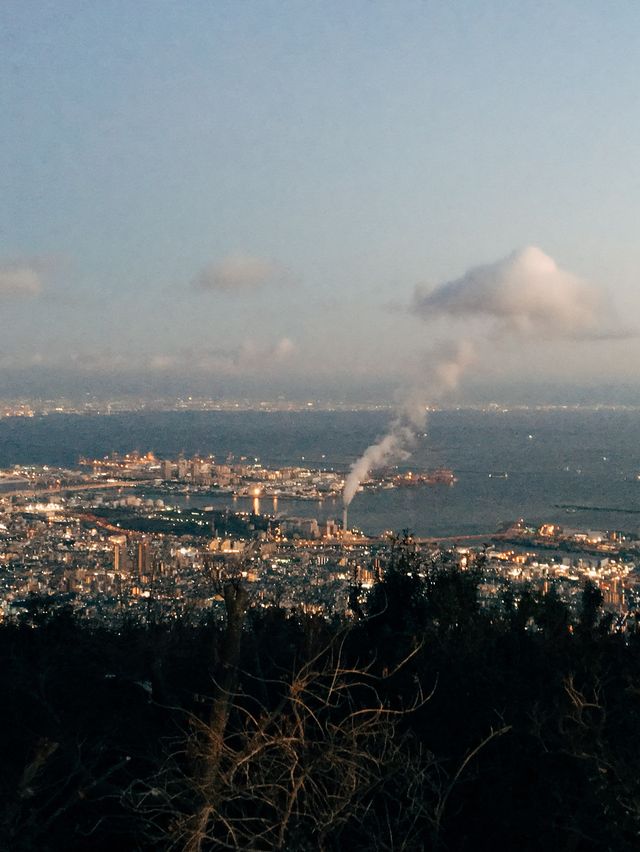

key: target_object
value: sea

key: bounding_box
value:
[1,409,640,538]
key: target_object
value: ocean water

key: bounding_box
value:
[1,409,640,537]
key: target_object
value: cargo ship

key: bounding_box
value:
[392,468,457,487]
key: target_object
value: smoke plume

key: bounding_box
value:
[343,246,611,507]
[342,341,474,506]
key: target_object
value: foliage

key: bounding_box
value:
[2,559,640,850]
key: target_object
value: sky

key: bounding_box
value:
[2,0,640,401]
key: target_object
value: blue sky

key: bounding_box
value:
[2,1,640,399]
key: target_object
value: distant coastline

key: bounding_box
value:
[4,397,640,418]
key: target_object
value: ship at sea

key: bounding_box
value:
[392,468,457,487]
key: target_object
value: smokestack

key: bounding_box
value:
[342,505,348,533]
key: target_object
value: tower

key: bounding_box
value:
[137,538,150,577]
[111,534,128,573]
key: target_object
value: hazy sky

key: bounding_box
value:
[2,1,640,400]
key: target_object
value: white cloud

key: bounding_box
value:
[413,246,602,337]
[0,263,43,299]
[172,337,296,373]
[0,351,48,369]
[193,254,289,292]
[1,338,297,376]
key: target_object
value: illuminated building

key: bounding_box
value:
[110,534,128,573]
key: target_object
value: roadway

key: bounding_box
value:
[0,480,139,499]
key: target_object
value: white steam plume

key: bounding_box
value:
[342,424,413,507]
[342,342,474,506]
[343,246,613,507]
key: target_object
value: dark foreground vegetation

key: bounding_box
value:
[3,542,640,851]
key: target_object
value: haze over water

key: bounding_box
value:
[2,409,640,538]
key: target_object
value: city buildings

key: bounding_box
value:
[2,457,640,631]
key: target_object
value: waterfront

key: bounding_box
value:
[1,408,640,537]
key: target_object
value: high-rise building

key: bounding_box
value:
[137,538,150,577]
[110,534,128,573]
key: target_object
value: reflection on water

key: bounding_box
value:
[151,474,640,539]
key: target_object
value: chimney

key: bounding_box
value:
[342,505,348,532]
